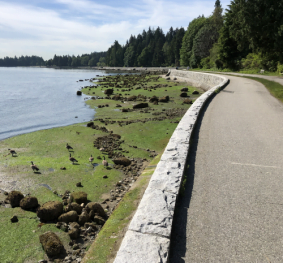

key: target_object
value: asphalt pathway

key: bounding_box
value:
[169,75,283,262]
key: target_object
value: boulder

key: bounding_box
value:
[183,98,193,105]
[153,101,158,105]
[37,201,63,222]
[180,92,187,97]
[112,134,121,140]
[65,202,83,215]
[149,96,159,103]
[69,192,87,204]
[85,202,107,219]
[6,191,24,207]
[68,228,80,240]
[39,231,64,257]
[104,89,113,95]
[192,90,199,94]
[86,122,94,127]
[133,103,148,109]
[20,196,38,210]
[127,95,137,101]
[112,95,121,100]
[58,211,78,223]
[76,91,82,95]
[93,215,106,226]
[181,87,188,92]
[11,215,18,223]
[158,96,169,103]
[78,211,90,226]
[113,157,131,166]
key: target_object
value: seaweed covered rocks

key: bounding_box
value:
[39,231,64,257]
[37,201,63,222]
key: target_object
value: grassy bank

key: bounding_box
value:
[0,74,201,262]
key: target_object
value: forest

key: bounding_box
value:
[1,0,282,72]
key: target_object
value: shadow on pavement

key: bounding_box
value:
[168,91,220,263]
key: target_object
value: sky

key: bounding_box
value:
[0,0,231,60]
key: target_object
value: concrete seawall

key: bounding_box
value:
[114,70,229,263]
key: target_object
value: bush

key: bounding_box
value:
[277,63,283,74]
[241,53,262,70]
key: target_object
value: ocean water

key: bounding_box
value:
[0,67,110,141]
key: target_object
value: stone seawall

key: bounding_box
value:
[114,71,229,263]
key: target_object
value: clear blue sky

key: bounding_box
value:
[0,0,230,60]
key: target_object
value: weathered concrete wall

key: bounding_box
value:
[114,71,229,263]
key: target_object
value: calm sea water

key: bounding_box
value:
[0,67,111,141]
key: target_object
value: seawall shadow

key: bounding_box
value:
[168,90,222,263]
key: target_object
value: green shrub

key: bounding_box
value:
[277,63,283,74]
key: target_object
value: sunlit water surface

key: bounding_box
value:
[0,67,112,141]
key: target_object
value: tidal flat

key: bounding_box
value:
[0,73,201,263]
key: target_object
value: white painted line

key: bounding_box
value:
[230,162,281,169]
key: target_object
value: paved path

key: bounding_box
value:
[169,75,283,262]
[215,72,283,86]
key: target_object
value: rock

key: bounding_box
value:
[86,122,94,127]
[60,167,66,170]
[76,182,82,187]
[153,101,158,105]
[69,192,87,204]
[85,202,107,219]
[37,201,63,222]
[133,103,148,109]
[58,211,78,223]
[93,215,106,226]
[20,196,38,210]
[69,222,80,230]
[104,89,113,95]
[113,157,131,166]
[78,211,90,225]
[181,87,188,92]
[103,175,108,179]
[192,90,199,94]
[180,92,187,97]
[112,95,121,100]
[149,96,158,103]
[39,231,64,257]
[127,95,137,101]
[6,191,24,207]
[65,202,83,215]
[76,91,82,95]
[122,109,128,112]
[68,228,80,240]
[112,134,121,140]
[183,98,193,104]
[158,96,169,103]
[11,215,18,223]
[116,104,122,107]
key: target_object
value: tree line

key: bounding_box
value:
[0,56,45,67]
[1,0,282,72]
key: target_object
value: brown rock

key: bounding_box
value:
[85,202,107,219]
[6,191,24,207]
[58,211,78,223]
[20,196,38,210]
[78,211,90,226]
[37,201,63,222]
[113,157,131,166]
[183,98,193,104]
[127,95,137,101]
[68,228,80,240]
[133,103,148,109]
[69,192,87,204]
[39,231,64,257]
[158,96,169,102]
[104,89,113,95]
[93,215,106,226]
